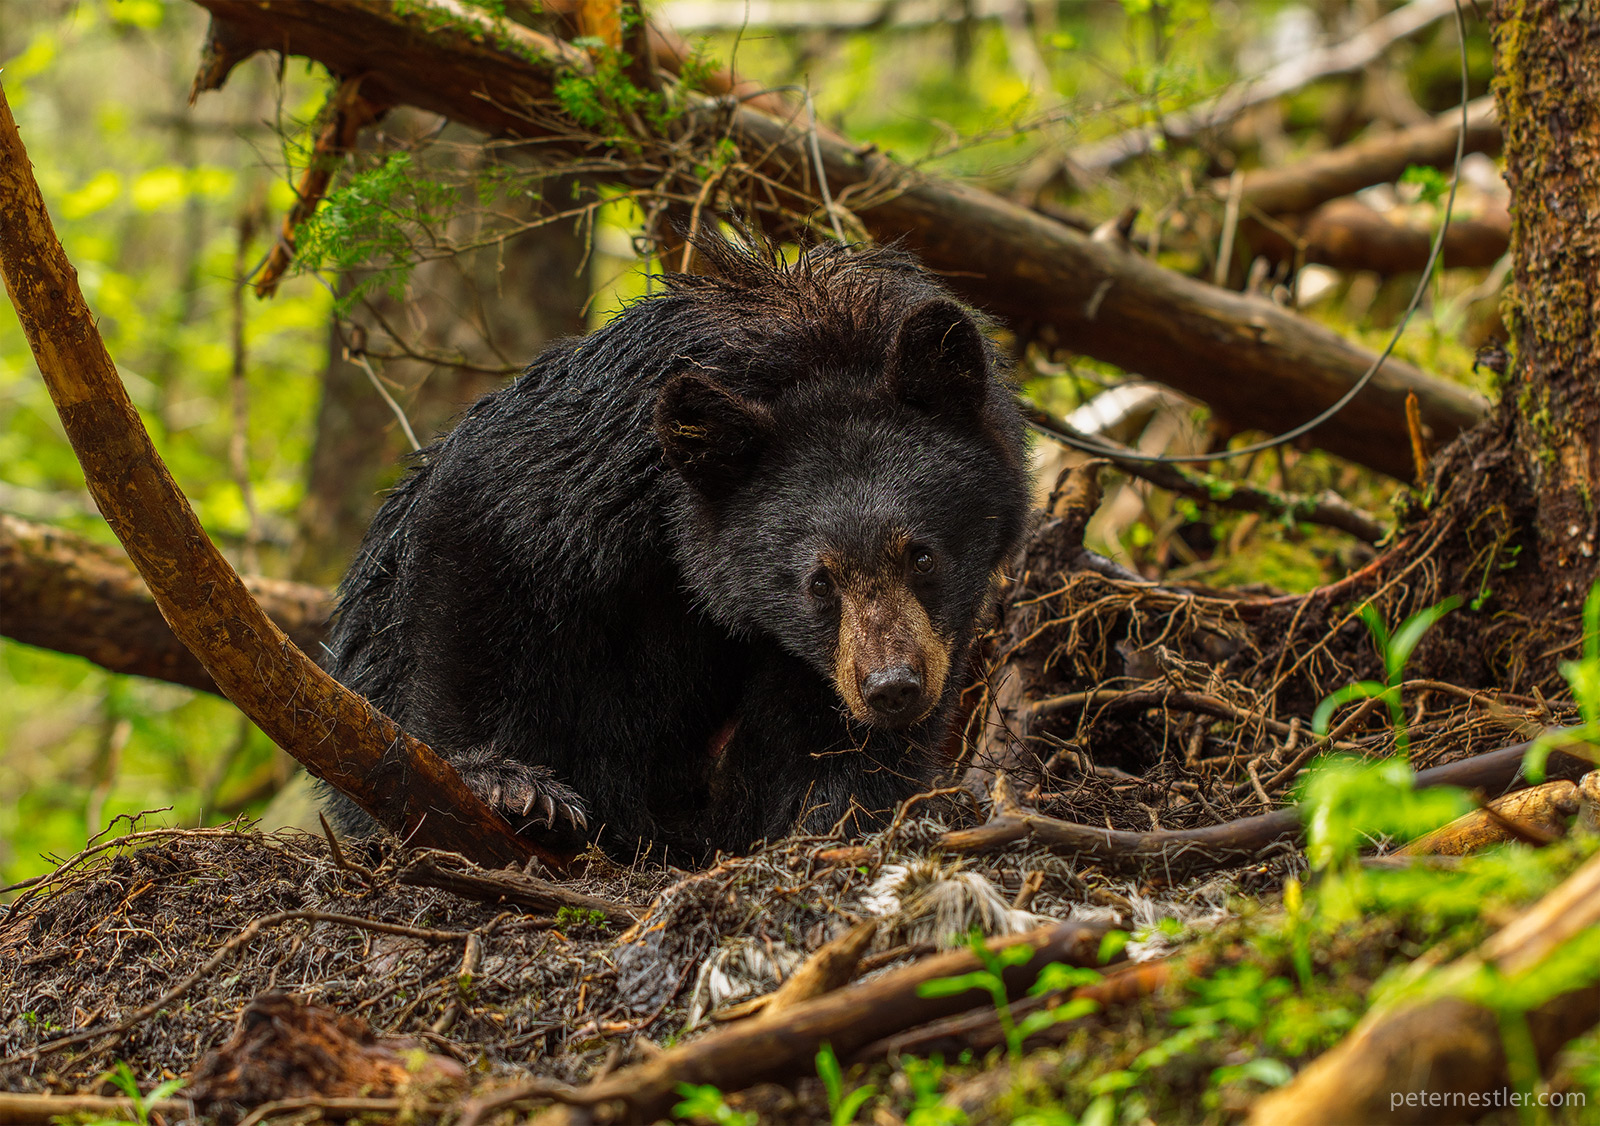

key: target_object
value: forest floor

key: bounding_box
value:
[3,513,1598,1125]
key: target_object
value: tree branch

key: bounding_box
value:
[0,85,546,870]
[1028,410,1390,543]
[1,513,332,695]
[1227,96,1501,216]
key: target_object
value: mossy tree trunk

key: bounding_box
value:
[1490,0,1600,594]
[1417,0,1600,689]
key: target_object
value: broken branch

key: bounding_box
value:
[395,849,641,925]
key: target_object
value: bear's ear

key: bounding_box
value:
[885,299,989,418]
[655,372,772,498]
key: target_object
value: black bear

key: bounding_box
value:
[324,235,1030,859]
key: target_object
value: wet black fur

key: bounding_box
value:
[323,235,1030,859]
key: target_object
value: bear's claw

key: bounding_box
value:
[451,751,591,839]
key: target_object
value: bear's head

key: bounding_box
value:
[656,298,1029,730]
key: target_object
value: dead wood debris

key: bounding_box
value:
[396,849,642,926]
[1248,846,1600,1125]
[188,991,465,1114]
[1399,779,1582,856]
[524,921,1114,1126]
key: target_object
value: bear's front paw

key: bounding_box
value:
[451,751,590,835]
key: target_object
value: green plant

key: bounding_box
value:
[918,937,1035,1066]
[292,151,454,310]
[901,1056,966,1126]
[917,935,1101,1075]
[1312,596,1461,758]
[554,906,609,930]
[1400,163,1450,205]
[815,1042,876,1126]
[673,1081,758,1126]
[81,1061,184,1126]
[1299,755,1472,873]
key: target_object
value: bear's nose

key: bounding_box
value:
[862,666,924,723]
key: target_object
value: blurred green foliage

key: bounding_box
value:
[1,2,330,885]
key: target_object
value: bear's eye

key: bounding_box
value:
[809,571,835,599]
[911,548,936,574]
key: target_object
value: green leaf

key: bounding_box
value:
[1584,582,1600,666]
[1400,163,1450,205]
[147,1078,186,1102]
[1030,963,1102,996]
[1311,680,1386,736]
[917,971,995,998]
[995,943,1034,968]
[1384,596,1460,683]
[836,1084,877,1125]
[1213,1056,1293,1089]
[1357,603,1391,659]
[815,1042,843,1104]
[1080,1095,1117,1126]
[1097,930,1130,965]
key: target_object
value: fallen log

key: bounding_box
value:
[0,85,542,870]
[1398,779,1582,856]
[519,921,1112,1125]
[187,0,1486,480]
[854,955,1178,1063]
[0,1094,192,1125]
[1225,97,1500,216]
[1246,846,1600,1125]
[1252,197,1510,276]
[943,737,1597,877]
[0,512,332,694]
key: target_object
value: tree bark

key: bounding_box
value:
[0,85,543,870]
[1,513,331,695]
[1249,197,1510,275]
[1223,97,1500,217]
[185,0,1487,481]
[1492,0,1600,598]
